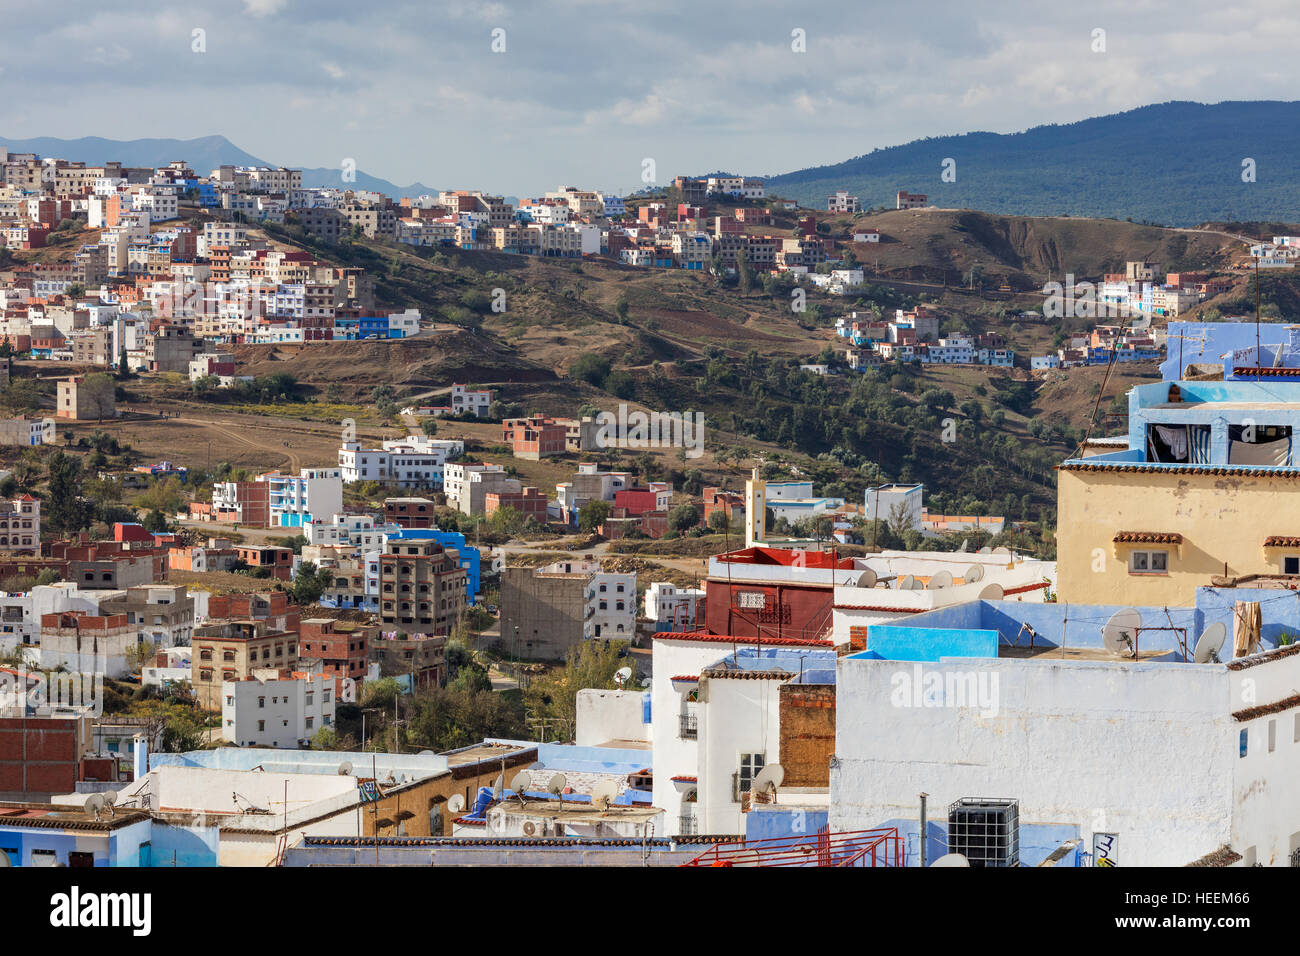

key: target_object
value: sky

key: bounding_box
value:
[0,0,1295,196]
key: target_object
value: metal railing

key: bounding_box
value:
[678,714,698,739]
[679,815,698,836]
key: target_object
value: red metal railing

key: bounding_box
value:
[680,827,903,867]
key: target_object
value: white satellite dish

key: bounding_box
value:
[931,852,970,867]
[1193,621,1228,663]
[928,570,953,590]
[1102,608,1142,659]
[592,779,618,812]
[83,793,105,817]
[547,772,567,795]
[492,773,504,799]
[978,583,1004,601]
[910,576,925,591]
[103,790,118,808]
[899,574,916,591]
[614,666,632,688]
[751,764,784,797]
[0,852,9,867]
[447,794,465,814]
[992,546,1011,556]
[510,770,533,799]
[964,564,984,584]
[337,761,353,776]
[418,750,434,757]
[856,567,878,589]
[978,546,992,554]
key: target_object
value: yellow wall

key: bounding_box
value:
[1057,467,1300,606]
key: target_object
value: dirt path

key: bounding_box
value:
[173,416,303,472]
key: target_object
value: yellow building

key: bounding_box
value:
[1057,379,1300,607]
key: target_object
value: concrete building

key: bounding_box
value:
[298,618,374,686]
[0,495,39,554]
[502,416,567,459]
[97,584,195,649]
[56,374,116,421]
[383,497,437,529]
[38,610,136,679]
[644,582,705,630]
[191,592,300,710]
[500,557,634,660]
[222,670,335,748]
[369,633,447,688]
[376,537,467,635]
[863,483,924,531]
[0,416,55,447]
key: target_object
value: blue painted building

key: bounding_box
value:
[0,805,155,867]
[388,528,483,600]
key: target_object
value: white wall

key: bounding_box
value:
[697,674,784,836]
[576,689,649,747]
[831,653,1241,866]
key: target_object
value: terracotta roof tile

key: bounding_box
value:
[1113,531,1183,544]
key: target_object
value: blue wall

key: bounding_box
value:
[392,529,482,599]
[857,623,999,662]
[875,817,1082,867]
[745,806,830,843]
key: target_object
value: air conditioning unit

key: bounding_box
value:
[948,798,1020,867]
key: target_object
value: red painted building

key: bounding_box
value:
[698,547,853,642]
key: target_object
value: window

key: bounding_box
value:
[1240,728,1249,757]
[1286,556,1300,576]
[258,697,265,708]
[735,753,766,800]
[258,720,265,732]
[1129,550,1167,573]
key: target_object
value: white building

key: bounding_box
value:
[262,468,344,530]
[831,630,1300,867]
[305,513,396,551]
[863,483,924,530]
[650,634,836,837]
[644,582,704,629]
[584,569,636,641]
[448,384,492,417]
[444,461,505,510]
[338,437,464,490]
[222,671,336,748]
[142,645,192,691]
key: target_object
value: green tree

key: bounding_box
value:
[45,451,94,533]
[667,502,700,533]
[420,417,438,437]
[290,561,333,604]
[523,640,631,742]
[570,352,611,387]
[578,499,612,532]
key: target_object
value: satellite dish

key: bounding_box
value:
[855,568,878,588]
[418,750,434,757]
[510,770,532,797]
[931,852,970,867]
[547,773,567,795]
[447,794,465,813]
[964,564,984,584]
[899,574,916,591]
[0,852,9,867]
[337,761,353,776]
[928,570,953,590]
[1102,608,1142,659]
[992,546,1011,556]
[1193,621,1228,663]
[978,583,1004,600]
[592,779,618,812]
[751,764,784,797]
[103,790,118,807]
[492,773,504,799]
[978,546,992,554]
[614,666,632,688]
[84,793,105,817]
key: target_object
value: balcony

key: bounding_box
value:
[678,714,698,739]
[679,815,698,836]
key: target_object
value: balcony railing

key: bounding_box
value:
[679,714,698,739]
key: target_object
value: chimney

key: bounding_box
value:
[132,734,148,781]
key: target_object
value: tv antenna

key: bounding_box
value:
[750,764,785,804]
[83,793,106,820]
[547,772,567,811]
[931,852,970,867]
[592,779,618,813]
[1193,621,1228,664]
[1102,608,1142,659]
[510,770,532,804]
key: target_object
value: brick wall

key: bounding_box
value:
[778,684,836,788]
